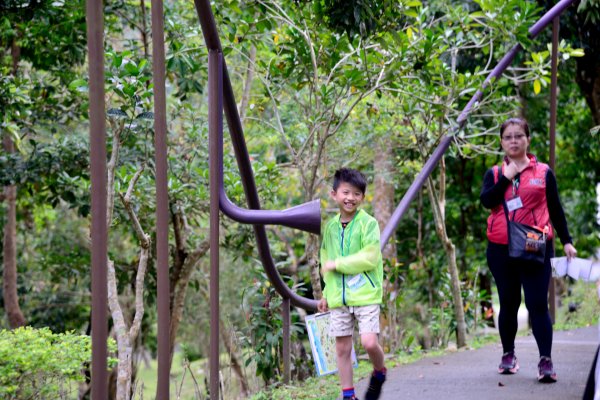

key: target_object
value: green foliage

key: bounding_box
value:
[0,0,87,73]
[577,0,600,25]
[0,327,92,399]
[312,0,421,39]
[471,0,539,48]
[241,268,306,385]
[0,138,90,214]
[242,271,286,384]
[555,280,600,331]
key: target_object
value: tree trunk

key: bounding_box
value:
[2,159,26,329]
[441,236,467,348]
[2,37,26,329]
[139,0,149,60]
[306,234,322,300]
[576,61,600,126]
[2,122,26,330]
[239,45,256,123]
[219,318,249,397]
[372,136,397,260]
[187,274,250,397]
[168,240,209,365]
[425,159,467,348]
[372,135,397,350]
[104,141,149,399]
[416,190,433,350]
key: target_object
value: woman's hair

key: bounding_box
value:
[500,117,530,138]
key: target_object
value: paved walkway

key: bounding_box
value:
[356,326,598,400]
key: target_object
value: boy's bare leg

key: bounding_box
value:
[361,333,385,370]
[336,335,354,388]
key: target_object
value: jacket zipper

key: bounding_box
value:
[342,274,346,305]
[341,225,347,306]
[363,271,375,288]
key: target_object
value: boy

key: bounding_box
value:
[318,168,386,400]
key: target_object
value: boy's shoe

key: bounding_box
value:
[498,351,519,374]
[364,373,386,400]
[342,396,359,400]
[538,356,557,383]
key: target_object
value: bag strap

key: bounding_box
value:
[493,165,510,220]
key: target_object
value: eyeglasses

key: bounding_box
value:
[502,134,527,141]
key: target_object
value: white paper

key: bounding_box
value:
[551,257,600,281]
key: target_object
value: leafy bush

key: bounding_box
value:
[241,269,307,385]
[0,327,91,399]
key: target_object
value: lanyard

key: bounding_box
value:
[512,176,520,197]
[339,212,358,256]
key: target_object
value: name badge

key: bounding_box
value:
[346,274,366,291]
[506,196,523,212]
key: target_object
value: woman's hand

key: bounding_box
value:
[564,243,577,260]
[503,161,526,180]
[318,298,328,313]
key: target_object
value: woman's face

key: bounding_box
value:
[501,124,530,159]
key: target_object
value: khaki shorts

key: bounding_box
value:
[328,304,380,337]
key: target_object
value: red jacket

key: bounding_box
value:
[486,155,554,244]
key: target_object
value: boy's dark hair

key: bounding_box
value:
[333,168,367,194]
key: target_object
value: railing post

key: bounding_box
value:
[548,16,560,324]
[151,0,171,397]
[86,0,108,398]
[209,49,223,400]
[282,297,291,384]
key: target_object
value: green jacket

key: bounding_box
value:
[321,209,383,308]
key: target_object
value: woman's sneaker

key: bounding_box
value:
[538,356,557,383]
[498,351,519,374]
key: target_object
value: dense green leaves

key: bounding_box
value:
[1,0,599,395]
[0,327,110,398]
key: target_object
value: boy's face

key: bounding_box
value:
[330,181,364,217]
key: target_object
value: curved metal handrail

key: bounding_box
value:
[196,0,577,310]
[195,0,319,310]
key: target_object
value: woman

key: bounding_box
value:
[480,117,577,383]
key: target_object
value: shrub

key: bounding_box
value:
[0,326,91,399]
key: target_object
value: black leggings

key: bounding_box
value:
[487,241,554,358]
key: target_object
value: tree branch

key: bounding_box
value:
[129,246,149,340]
[106,123,122,227]
[107,259,127,342]
[239,45,257,122]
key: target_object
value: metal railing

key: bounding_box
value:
[85,0,572,398]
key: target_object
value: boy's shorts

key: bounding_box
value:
[328,304,380,337]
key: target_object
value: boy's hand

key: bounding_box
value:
[318,298,328,313]
[321,260,337,274]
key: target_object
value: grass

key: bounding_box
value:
[135,352,206,399]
